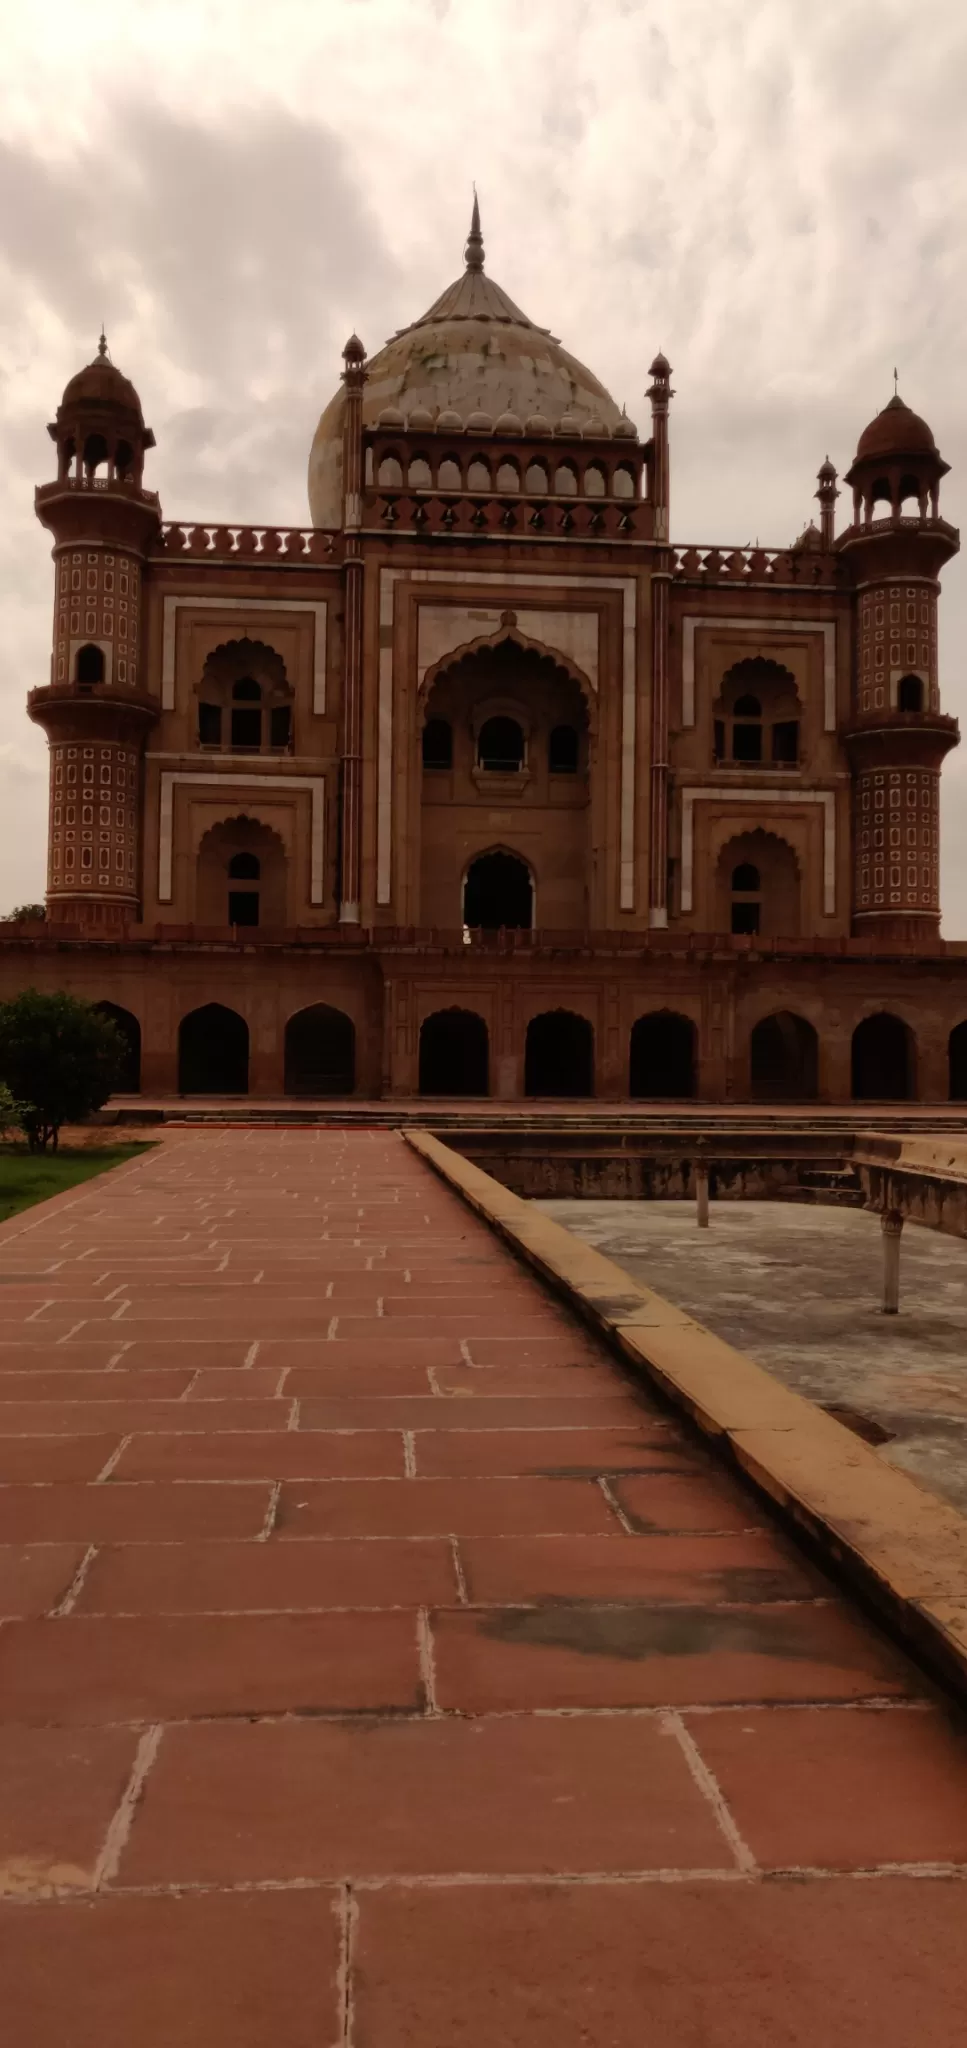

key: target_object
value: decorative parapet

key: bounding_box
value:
[154,525,341,561]
[672,543,842,585]
[365,491,644,540]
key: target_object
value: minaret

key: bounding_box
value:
[647,351,673,927]
[815,457,838,547]
[838,389,959,944]
[338,332,368,923]
[29,336,161,926]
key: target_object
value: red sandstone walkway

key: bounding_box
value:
[1,1131,967,2044]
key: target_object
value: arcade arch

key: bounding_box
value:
[525,1010,594,1097]
[749,1011,818,1100]
[851,1012,916,1101]
[419,1010,489,1096]
[629,1012,696,1098]
[178,1004,249,1095]
[715,830,801,937]
[284,1005,355,1095]
[92,1001,141,1092]
[196,816,287,929]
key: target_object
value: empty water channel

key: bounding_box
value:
[537,1199,967,1514]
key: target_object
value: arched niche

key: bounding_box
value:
[464,850,533,930]
[284,1005,355,1096]
[178,1004,249,1094]
[851,1012,916,1101]
[196,815,288,929]
[92,1001,141,1092]
[715,829,801,938]
[629,1012,696,1099]
[749,1011,818,1100]
[418,1009,489,1096]
[525,1010,594,1097]
[712,657,801,769]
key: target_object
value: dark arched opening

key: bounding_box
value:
[525,1010,594,1098]
[464,852,533,930]
[750,1011,819,1101]
[419,1009,489,1096]
[178,1004,249,1095]
[549,724,579,773]
[851,1012,915,1101]
[284,1005,355,1096]
[477,716,524,771]
[949,1021,967,1101]
[93,1002,141,1092]
[231,678,262,750]
[76,643,105,687]
[422,718,453,769]
[629,1012,696,1099]
[898,673,924,712]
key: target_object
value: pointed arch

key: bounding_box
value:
[420,622,597,720]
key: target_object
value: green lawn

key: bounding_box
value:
[0,1144,153,1225]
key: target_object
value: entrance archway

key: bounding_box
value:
[525,1010,594,1097]
[464,852,533,931]
[629,1012,696,1098]
[419,1010,489,1096]
[92,1002,141,1092]
[178,1004,249,1094]
[750,1011,818,1100]
[284,1006,355,1095]
[851,1013,915,1101]
[950,1021,967,1101]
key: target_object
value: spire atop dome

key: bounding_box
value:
[465,190,484,273]
[97,329,108,360]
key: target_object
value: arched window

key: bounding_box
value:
[228,843,260,926]
[377,454,403,487]
[731,694,763,762]
[438,457,462,490]
[730,861,761,934]
[584,464,606,497]
[231,678,262,750]
[898,673,924,712]
[464,851,533,930]
[549,724,579,774]
[82,432,108,477]
[525,462,548,494]
[496,460,520,493]
[554,463,578,496]
[198,702,222,746]
[419,1010,489,1096]
[612,465,636,499]
[408,456,432,489]
[75,643,105,687]
[115,440,134,481]
[467,458,490,492]
[422,718,453,770]
[477,717,524,771]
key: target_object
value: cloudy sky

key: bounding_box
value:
[2,0,967,923]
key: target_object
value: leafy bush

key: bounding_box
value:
[0,990,123,1151]
[3,905,46,922]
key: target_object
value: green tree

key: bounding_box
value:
[3,905,46,922]
[0,991,123,1151]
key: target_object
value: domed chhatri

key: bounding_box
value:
[855,392,937,463]
[308,199,626,526]
[59,331,145,420]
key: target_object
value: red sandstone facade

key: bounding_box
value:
[7,210,967,1102]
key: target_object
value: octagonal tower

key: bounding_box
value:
[30,336,161,926]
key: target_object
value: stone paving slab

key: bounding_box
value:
[0,1127,966,2045]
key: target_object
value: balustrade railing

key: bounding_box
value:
[671,543,839,583]
[365,492,643,540]
[155,524,340,560]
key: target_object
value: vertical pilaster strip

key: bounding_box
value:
[646,354,673,928]
[339,334,367,924]
[648,571,671,927]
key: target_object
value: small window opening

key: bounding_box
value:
[422,718,453,770]
[228,891,259,927]
[898,673,924,712]
[478,716,524,772]
[76,643,105,687]
[772,719,799,764]
[731,694,763,762]
[270,704,292,749]
[549,724,579,773]
[198,702,222,747]
[228,852,261,880]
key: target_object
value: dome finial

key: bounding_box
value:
[97,328,108,360]
[465,187,484,273]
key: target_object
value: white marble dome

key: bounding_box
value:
[308,206,628,527]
